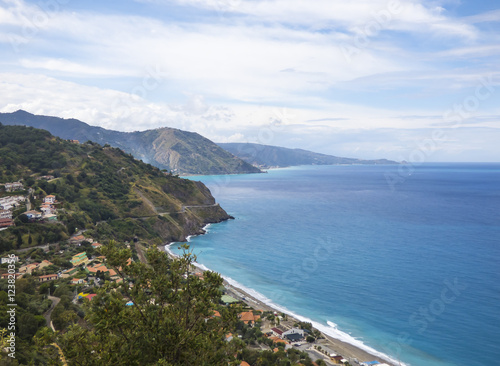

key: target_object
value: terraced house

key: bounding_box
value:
[71,252,89,267]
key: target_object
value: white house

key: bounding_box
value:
[0,210,12,219]
[44,195,56,204]
[4,182,24,192]
[40,203,55,215]
[25,210,42,220]
[0,196,25,210]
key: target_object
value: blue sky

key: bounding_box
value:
[0,0,499,162]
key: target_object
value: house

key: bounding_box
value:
[38,260,53,269]
[86,294,97,301]
[37,175,54,181]
[268,336,288,345]
[4,182,24,192]
[19,263,39,274]
[24,210,42,220]
[43,195,56,204]
[240,362,251,366]
[44,214,58,221]
[60,267,79,278]
[71,252,89,267]
[0,219,14,228]
[271,327,284,337]
[71,278,86,285]
[40,203,56,215]
[0,210,12,219]
[1,256,19,264]
[37,274,58,282]
[1,273,23,279]
[86,263,117,277]
[91,242,102,249]
[238,311,261,325]
[283,328,305,342]
[0,196,25,210]
[69,235,89,244]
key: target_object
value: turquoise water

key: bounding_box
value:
[170,164,500,366]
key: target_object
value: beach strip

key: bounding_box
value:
[163,242,400,366]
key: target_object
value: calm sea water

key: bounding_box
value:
[170,164,500,366]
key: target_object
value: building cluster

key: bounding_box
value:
[0,180,60,228]
[0,195,25,210]
[1,233,129,288]
[24,194,59,223]
[0,195,26,228]
[2,182,24,192]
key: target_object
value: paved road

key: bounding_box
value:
[43,295,61,331]
[15,243,52,253]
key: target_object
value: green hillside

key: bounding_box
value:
[0,110,261,175]
[0,124,231,253]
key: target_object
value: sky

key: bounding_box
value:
[0,0,499,162]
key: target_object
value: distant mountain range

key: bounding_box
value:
[0,110,397,175]
[218,143,399,168]
[0,110,261,175]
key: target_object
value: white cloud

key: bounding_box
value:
[0,0,499,161]
[19,58,130,76]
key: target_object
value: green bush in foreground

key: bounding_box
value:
[37,243,243,366]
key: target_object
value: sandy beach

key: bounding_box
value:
[163,243,399,366]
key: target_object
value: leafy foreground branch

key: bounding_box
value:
[36,243,243,366]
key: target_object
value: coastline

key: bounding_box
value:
[163,231,403,366]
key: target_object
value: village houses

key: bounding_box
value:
[0,209,12,219]
[0,218,14,228]
[0,195,25,210]
[3,182,24,192]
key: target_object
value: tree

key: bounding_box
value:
[16,233,23,249]
[43,243,242,365]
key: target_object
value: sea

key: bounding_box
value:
[169,163,500,366]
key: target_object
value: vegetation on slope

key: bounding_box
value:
[0,123,231,253]
[0,110,261,175]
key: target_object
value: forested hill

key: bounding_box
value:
[0,110,261,175]
[0,124,231,252]
[218,142,399,168]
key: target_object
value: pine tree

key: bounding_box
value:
[40,242,243,365]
